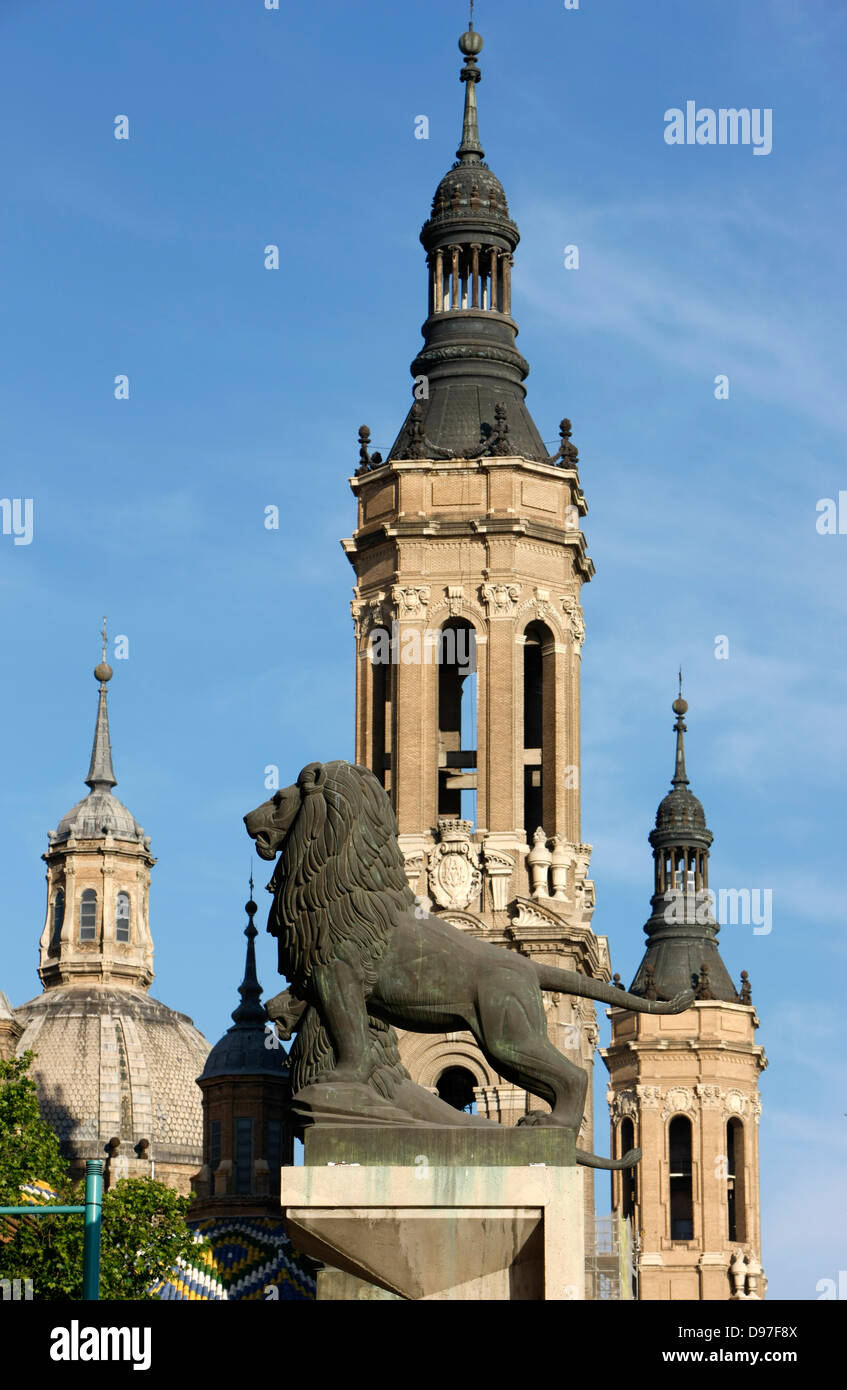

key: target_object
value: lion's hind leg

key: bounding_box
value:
[473,973,587,1129]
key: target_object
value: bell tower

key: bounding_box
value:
[602,691,767,1300]
[342,19,609,1179]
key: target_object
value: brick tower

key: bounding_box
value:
[602,692,767,1300]
[341,20,610,1194]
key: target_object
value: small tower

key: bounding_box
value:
[602,691,767,1300]
[39,624,155,990]
[192,893,293,1219]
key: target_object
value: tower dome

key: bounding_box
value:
[12,627,209,1194]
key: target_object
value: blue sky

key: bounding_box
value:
[1,0,845,1300]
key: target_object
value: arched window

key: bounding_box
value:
[78,889,98,942]
[367,626,392,790]
[619,1117,637,1221]
[115,892,131,943]
[436,1066,478,1114]
[437,620,477,824]
[726,1118,747,1242]
[668,1115,694,1240]
[50,888,65,949]
[523,621,555,841]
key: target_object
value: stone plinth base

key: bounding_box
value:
[282,1126,584,1301]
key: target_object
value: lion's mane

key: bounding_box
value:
[267,761,418,1095]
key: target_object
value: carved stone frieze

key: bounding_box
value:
[637,1085,662,1109]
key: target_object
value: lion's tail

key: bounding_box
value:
[533,962,696,1016]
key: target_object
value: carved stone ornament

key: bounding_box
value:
[480,582,521,618]
[428,819,482,911]
[482,846,515,912]
[446,584,465,617]
[533,587,550,621]
[391,585,431,620]
[402,851,425,894]
[723,1089,748,1118]
[561,596,586,648]
[637,1085,662,1109]
[695,1084,723,1109]
[661,1085,696,1121]
[351,590,388,639]
[608,1089,639,1123]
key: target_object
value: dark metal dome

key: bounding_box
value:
[655,785,707,833]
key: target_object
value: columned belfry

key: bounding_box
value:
[602,693,767,1300]
[342,21,609,1172]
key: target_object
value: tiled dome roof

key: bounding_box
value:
[14,985,209,1162]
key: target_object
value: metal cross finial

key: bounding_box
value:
[678,666,683,698]
[469,0,474,29]
[101,616,108,663]
[249,867,255,899]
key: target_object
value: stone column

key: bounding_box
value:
[434,248,444,313]
[502,253,513,315]
[470,244,481,308]
[450,246,460,310]
[489,247,499,311]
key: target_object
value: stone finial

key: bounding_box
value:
[612,972,624,992]
[547,418,580,468]
[737,970,752,1005]
[357,425,382,475]
[527,827,552,899]
[695,961,714,1000]
[549,834,571,901]
[643,963,658,1001]
[407,402,427,458]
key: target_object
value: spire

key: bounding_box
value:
[626,686,738,1004]
[230,890,265,1028]
[85,617,117,792]
[457,20,484,164]
[671,669,689,789]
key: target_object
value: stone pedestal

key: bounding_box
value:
[281,1127,584,1302]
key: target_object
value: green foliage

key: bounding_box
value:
[0,1052,203,1299]
[0,1051,68,1201]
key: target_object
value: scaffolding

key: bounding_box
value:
[585,1212,635,1300]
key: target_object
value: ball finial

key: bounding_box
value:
[459,29,483,57]
[672,696,688,716]
[94,660,113,683]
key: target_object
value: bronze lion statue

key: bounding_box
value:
[245,760,693,1168]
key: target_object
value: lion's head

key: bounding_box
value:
[244,760,417,994]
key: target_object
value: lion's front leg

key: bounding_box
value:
[311,957,372,1083]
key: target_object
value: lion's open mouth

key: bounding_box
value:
[253,831,277,861]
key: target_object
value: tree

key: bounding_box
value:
[0,1052,202,1299]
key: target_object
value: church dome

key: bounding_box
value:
[53,790,145,843]
[14,985,209,1173]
